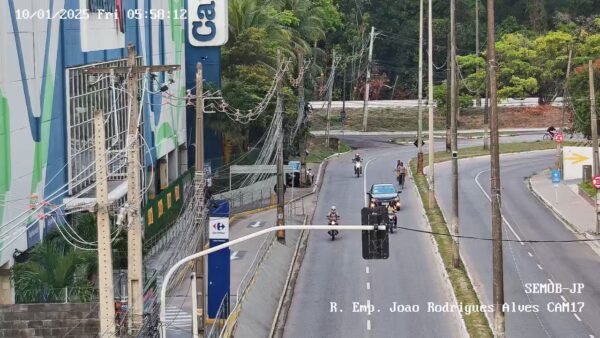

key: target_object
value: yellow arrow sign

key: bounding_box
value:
[565,153,590,164]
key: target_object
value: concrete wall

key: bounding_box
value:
[0,303,99,337]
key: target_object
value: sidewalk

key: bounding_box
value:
[529,170,600,254]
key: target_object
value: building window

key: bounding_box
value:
[65,58,143,196]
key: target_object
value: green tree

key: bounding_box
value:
[568,60,600,138]
[533,31,573,102]
[495,33,540,99]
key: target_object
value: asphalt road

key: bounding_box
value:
[435,151,600,337]
[283,141,465,338]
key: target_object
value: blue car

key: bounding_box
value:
[367,184,401,211]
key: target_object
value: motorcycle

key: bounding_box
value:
[354,161,362,177]
[387,210,397,233]
[327,216,340,240]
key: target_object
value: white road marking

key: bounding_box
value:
[366,266,370,274]
[537,264,543,270]
[367,319,371,330]
[250,221,263,228]
[548,279,553,284]
[574,313,582,322]
[589,335,595,338]
[230,251,240,260]
[560,295,567,302]
[363,158,377,207]
[528,252,533,257]
[475,170,524,244]
[366,282,371,290]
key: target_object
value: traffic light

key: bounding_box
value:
[361,207,389,259]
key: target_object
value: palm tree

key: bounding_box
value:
[12,241,96,303]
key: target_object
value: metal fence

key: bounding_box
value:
[16,287,98,304]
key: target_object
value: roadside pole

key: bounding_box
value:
[558,49,572,178]
[450,0,460,268]
[446,33,452,153]
[428,0,436,209]
[191,272,199,338]
[325,50,336,149]
[362,26,375,132]
[194,63,206,332]
[84,44,181,334]
[125,46,144,332]
[93,110,116,337]
[483,72,489,150]
[487,0,505,336]
[276,51,286,242]
[589,61,600,234]
[297,51,308,187]
[475,0,480,107]
[417,0,425,175]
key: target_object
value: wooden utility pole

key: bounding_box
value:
[326,50,336,148]
[84,43,180,334]
[362,27,375,132]
[194,63,206,332]
[276,51,286,242]
[589,61,600,235]
[487,0,505,336]
[450,0,460,269]
[93,109,116,337]
[417,0,425,175]
[428,0,436,208]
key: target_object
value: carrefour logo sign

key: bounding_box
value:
[188,0,229,47]
[209,217,229,239]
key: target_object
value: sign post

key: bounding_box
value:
[551,169,561,203]
[592,176,600,234]
[207,201,230,322]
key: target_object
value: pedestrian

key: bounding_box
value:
[396,161,407,189]
[307,168,314,185]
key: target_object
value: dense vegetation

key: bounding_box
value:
[216,0,600,154]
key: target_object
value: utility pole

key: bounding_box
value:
[125,45,144,333]
[417,0,425,175]
[483,73,490,150]
[450,0,460,269]
[475,0,481,107]
[362,26,375,132]
[391,75,399,100]
[84,43,181,335]
[428,0,436,208]
[276,50,286,243]
[446,33,452,153]
[297,51,308,187]
[194,62,206,333]
[326,50,336,148]
[588,61,600,235]
[557,49,572,176]
[93,109,116,337]
[487,0,505,336]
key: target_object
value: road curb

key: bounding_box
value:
[526,173,600,257]
[269,151,337,338]
[408,167,470,338]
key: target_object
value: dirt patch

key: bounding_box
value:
[460,105,562,129]
[311,105,563,131]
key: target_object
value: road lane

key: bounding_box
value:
[435,151,600,337]
[284,143,464,338]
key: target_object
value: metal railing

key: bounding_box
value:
[16,287,98,304]
[206,293,230,338]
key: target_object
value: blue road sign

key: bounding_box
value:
[551,169,561,186]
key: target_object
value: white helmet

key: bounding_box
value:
[331,206,337,211]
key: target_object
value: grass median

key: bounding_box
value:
[409,140,576,337]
